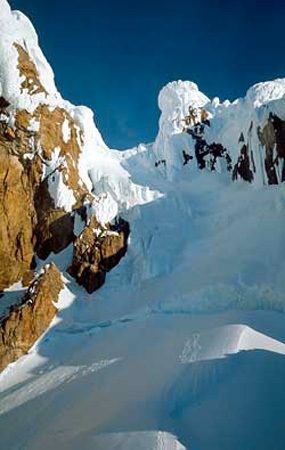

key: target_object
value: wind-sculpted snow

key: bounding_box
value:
[179,325,285,364]
[151,79,285,186]
[85,431,186,449]
[0,357,121,415]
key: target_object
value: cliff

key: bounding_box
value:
[0,263,63,371]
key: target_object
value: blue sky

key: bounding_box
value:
[10,0,285,149]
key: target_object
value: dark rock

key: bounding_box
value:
[232,144,254,183]
[182,150,193,166]
[0,97,10,109]
[68,215,130,294]
[186,124,231,172]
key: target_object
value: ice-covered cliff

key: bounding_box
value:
[0,0,133,369]
[151,78,285,185]
[0,0,143,293]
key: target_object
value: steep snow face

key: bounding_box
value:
[246,79,285,107]
[0,0,11,19]
[0,2,58,110]
[0,1,161,220]
[0,1,124,216]
[157,80,210,131]
[151,78,285,186]
[153,81,210,180]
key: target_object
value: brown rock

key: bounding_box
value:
[68,215,130,294]
[0,140,37,290]
[0,41,129,302]
[0,263,63,372]
[5,127,16,141]
[80,265,106,295]
[35,209,75,259]
[14,43,48,96]
[0,80,90,289]
[34,104,88,204]
[258,117,278,185]
[256,113,285,184]
[22,270,36,287]
[100,233,125,270]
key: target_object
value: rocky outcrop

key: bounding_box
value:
[68,215,130,294]
[258,113,285,184]
[0,263,63,371]
[153,80,285,186]
[0,116,38,290]
[182,110,285,185]
[232,143,254,183]
[0,96,90,289]
[0,11,97,291]
[0,6,130,295]
[14,43,48,96]
[0,1,130,371]
[186,121,232,172]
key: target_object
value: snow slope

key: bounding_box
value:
[1,165,285,449]
[1,1,285,449]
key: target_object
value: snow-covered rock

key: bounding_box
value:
[150,78,285,186]
[0,0,134,289]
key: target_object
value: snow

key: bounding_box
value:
[27,116,40,132]
[1,302,285,449]
[86,431,186,449]
[73,211,85,237]
[2,156,285,449]
[153,80,210,180]
[1,1,285,449]
[0,0,11,20]
[90,193,118,226]
[246,78,285,107]
[0,6,58,112]
[48,170,76,212]
[0,281,24,319]
[40,146,76,212]
[62,117,71,143]
[149,77,285,187]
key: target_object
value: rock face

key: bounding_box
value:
[183,112,285,185]
[178,109,285,185]
[0,263,63,372]
[68,215,130,294]
[0,94,93,290]
[0,105,82,289]
[0,1,113,371]
[0,121,37,290]
[0,7,107,290]
[258,113,285,184]
[186,121,232,172]
[0,1,131,333]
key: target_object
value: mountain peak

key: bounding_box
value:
[158,80,210,119]
[0,0,11,19]
[246,78,285,107]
